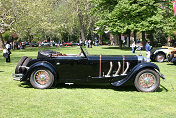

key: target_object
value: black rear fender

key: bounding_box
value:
[22,61,58,81]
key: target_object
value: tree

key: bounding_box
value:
[0,0,16,49]
[55,0,96,42]
[91,0,166,48]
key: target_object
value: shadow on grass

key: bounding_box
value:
[18,81,168,92]
[18,81,33,88]
[56,84,137,92]
[167,63,176,66]
[19,82,137,92]
[158,84,168,92]
[102,46,132,51]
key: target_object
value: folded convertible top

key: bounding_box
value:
[37,50,61,59]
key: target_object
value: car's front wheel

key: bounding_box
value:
[134,69,160,92]
[155,53,165,62]
[30,68,54,89]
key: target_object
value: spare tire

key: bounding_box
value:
[21,57,32,73]
[168,53,174,62]
[15,56,28,74]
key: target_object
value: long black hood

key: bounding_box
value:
[87,55,138,61]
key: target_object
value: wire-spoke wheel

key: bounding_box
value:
[30,68,54,89]
[134,69,160,92]
[155,53,165,62]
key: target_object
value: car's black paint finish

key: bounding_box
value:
[23,55,138,83]
[13,46,165,92]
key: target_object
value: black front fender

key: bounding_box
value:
[21,61,57,81]
[128,62,160,78]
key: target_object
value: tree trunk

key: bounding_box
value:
[68,35,70,42]
[142,31,146,50]
[0,32,5,49]
[77,7,86,41]
[128,32,131,48]
[119,34,122,49]
[134,30,137,43]
[110,33,114,45]
[149,31,154,45]
[89,19,95,42]
[168,35,171,46]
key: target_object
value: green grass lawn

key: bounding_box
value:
[0,46,176,118]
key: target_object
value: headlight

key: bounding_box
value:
[138,56,147,63]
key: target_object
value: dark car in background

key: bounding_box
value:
[13,46,165,92]
[40,42,50,46]
[25,41,30,45]
[30,42,39,47]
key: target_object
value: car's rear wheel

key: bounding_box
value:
[155,53,165,62]
[30,68,54,89]
[134,69,160,92]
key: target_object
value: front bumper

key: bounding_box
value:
[12,73,23,81]
[158,72,166,81]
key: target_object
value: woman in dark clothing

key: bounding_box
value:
[5,41,11,62]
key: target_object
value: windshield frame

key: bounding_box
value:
[80,45,89,58]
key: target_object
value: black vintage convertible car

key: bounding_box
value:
[13,46,165,92]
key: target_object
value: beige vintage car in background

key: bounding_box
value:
[150,46,176,62]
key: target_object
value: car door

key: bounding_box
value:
[54,56,99,82]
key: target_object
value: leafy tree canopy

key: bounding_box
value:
[91,0,166,34]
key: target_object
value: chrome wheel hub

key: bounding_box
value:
[39,74,47,81]
[143,77,150,84]
[34,70,50,85]
[157,55,164,62]
[139,73,156,88]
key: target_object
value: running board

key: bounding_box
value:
[92,74,127,79]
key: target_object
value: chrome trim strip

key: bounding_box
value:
[18,66,29,70]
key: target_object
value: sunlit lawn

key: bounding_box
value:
[0,45,176,118]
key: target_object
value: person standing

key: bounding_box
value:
[5,41,11,62]
[89,40,92,48]
[131,41,136,53]
[145,41,152,62]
